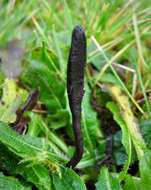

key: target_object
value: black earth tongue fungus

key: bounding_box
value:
[13,89,39,134]
[66,25,86,168]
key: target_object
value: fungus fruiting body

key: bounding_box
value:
[66,26,86,168]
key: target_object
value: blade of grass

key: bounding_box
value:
[51,26,66,73]
[91,36,145,115]
[32,17,50,47]
[132,8,151,116]
[61,0,73,30]
[41,121,69,155]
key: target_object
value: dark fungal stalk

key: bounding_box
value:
[66,25,86,168]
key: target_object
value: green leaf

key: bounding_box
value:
[82,83,102,156]
[123,175,140,190]
[0,79,27,123]
[139,120,151,149]
[95,167,122,190]
[98,73,119,84]
[0,172,31,190]
[0,122,67,163]
[106,85,146,159]
[113,131,127,166]
[87,40,111,70]
[107,101,132,178]
[22,47,69,130]
[139,151,151,189]
[30,115,69,155]
[23,47,66,112]
[0,143,19,174]
[0,122,68,190]
[52,167,87,190]
[0,144,53,190]
[47,109,70,130]
[27,112,42,136]
[17,164,52,190]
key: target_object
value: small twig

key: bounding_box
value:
[32,109,47,114]
[16,90,39,122]
[13,89,39,133]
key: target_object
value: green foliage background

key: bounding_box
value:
[0,0,151,189]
